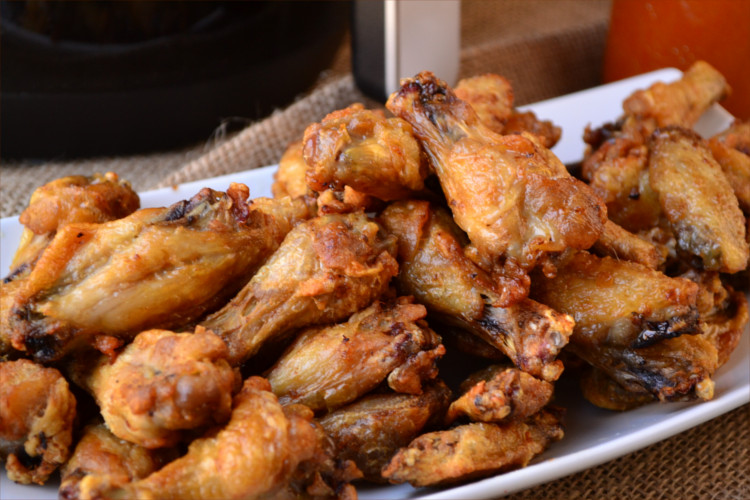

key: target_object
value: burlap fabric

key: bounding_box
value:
[1,1,748,498]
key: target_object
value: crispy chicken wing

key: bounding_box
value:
[319,380,452,482]
[386,71,606,289]
[303,103,428,202]
[0,359,76,485]
[531,250,717,401]
[272,140,313,199]
[648,127,748,273]
[201,212,399,366]
[454,73,561,148]
[622,60,730,129]
[579,366,656,411]
[4,185,310,362]
[381,408,564,487]
[380,200,573,381]
[70,327,239,449]
[59,421,175,500]
[445,365,554,425]
[266,297,445,411]
[5,172,139,282]
[113,377,359,500]
[708,120,750,213]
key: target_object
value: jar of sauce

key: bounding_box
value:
[604,0,750,119]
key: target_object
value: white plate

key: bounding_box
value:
[1,68,748,500]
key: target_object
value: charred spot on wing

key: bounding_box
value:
[630,307,701,348]
[24,331,61,362]
[164,200,188,221]
[3,263,29,283]
[14,446,43,471]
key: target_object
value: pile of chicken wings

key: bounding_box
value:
[1,61,748,498]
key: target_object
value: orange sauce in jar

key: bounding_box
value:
[604,0,750,119]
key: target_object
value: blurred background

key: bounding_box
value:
[3,0,746,160]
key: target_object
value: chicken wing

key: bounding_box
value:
[454,73,561,148]
[266,297,445,411]
[531,250,717,401]
[386,71,606,288]
[579,366,655,411]
[5,172,139,282]
[303,103,428,201]
[4,185,310,362]
[708,120,750,213]
[380,200,573,381]
[201,212,399,366]
[112,377,359,500]
[0,359,76,485]
[319,380,452,482]
[592,219,666,269]
[272,140,313,199]
[445,365,554,425]
[622,60,730,129]
[59,421,175,500]
[381,407,564,487]
[69,327,239,449]
[648,126,748,273]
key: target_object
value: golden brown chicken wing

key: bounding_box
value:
[531,250,717,401]
[0,359,76,485]
[70,327,239,449]
[5,172,139,282]
[59,421,176,500]
[4,185,310,362]
[445,365,554,425]
[266,297,445,411]
[201,212,399,366]
[381,407,564,487]
[380,200,573,381]
[272,140,314,199]
[319,380,452,482]
[111,377,359,500]
[303,103,428,202]
[648,127,748,273]
[386,71,606,291]
[709,120,750,213]
[622,60,730,129]
[454,73,561,148]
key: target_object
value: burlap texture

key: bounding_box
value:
[1,1,748,498]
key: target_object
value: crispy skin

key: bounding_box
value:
[303,103,427,201]
[445,365,554,424]
[71,328,239,449]
[709,119,750,213]
[648,127,748,273]
[382,408,564,487]
[682,270,749,367]
[319,380,452,482]
[380,200,573,381]
[622,60,730,129]
[592,220,666,269]
[580,367,655,411]
[386,71,606,282]
[454,74,561,148]
[0,359,76,485]
[272,140,313,199]
[4,186,310,362]
[59,422,175,500]
[202,212,399,366]
[266,297,445,411]
[531,251,718,401]
[116,377,359,500]
[6,172,139,282]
